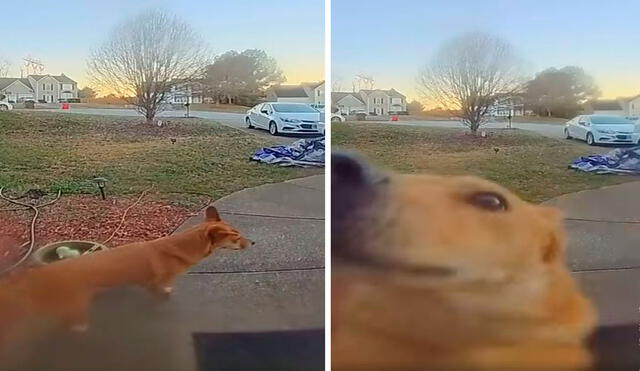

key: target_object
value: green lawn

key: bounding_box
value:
[333,122,635,203]
[0,111,318,201]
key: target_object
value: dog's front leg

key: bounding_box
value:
[146,277,175,298]
[57,293,91,333]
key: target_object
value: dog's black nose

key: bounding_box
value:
[332,153,386,259]
[332,152,375,188]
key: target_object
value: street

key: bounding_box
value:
[37,107,307,144]
[382,119,566,139]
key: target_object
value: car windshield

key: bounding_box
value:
[590,116,632,125]
[272,104,318,113]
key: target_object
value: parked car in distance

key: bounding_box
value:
[565,115,640,145]
[308,103,325,112]
[331,113,345,122]
[245,102,323,136]
[0,94,13,111]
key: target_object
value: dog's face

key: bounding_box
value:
[203,207,253,253]
[331,153,596,370]
[332,153,566,286]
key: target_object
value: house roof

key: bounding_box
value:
[301,80,325,90]
[623,94,640,102]
[332,92,364,104]
[29,74,77,84]
[590,99,623,111]
[0,78,17,90]
[0,78,33,91]
[270,85,310,98]
[359,88,406,98]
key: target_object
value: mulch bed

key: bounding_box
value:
[0,193,208,271]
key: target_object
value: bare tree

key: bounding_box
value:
[22,57,45,76]
[0,58,11,77]
[354,74,375,90]
[88,10,209,124]
[417,32,526,133]
[332,76,344,92]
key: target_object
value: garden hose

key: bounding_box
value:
[0,188,61,275]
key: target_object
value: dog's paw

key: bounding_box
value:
[162,286,173,294]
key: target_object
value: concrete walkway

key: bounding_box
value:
[543,181,640,326]
[2,175,324,371]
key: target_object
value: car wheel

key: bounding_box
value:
[564,128,572,139]
[269,121,279,136]
[245,117,254,129]
[331,116,341,122]
[586,132,595,146]
[0,105,7,111]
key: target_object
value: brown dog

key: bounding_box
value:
[331,154,596,371]
[0,206,251,348]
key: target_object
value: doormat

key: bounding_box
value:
[193,329,324,371]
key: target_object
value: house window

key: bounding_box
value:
[60,84,63,90]
[42,84,45,90]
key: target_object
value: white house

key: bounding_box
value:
[583,96,640,117]
[266,81,325,105]
[489,96,528,117]
[167,80,204,104]
[0,74,78,103]
[332,92,365,114]
[585,99,626,116]
[332,88,407,115]
[619,94,640,117]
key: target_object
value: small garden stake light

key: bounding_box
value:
[93,177,108,200]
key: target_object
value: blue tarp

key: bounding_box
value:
[251,138,325,167]
[570,146,640,175]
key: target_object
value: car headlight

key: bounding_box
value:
[281,118,301,123]
[597,129,615,134]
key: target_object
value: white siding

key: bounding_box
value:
[335,95,365,114]
[628,97,640,117]
[276,97,312,103]
[593,109,625,116]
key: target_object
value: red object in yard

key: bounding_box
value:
[61,103,70,110]
[391,115,399,122]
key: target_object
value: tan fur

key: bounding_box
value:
[332,174,596,371]
[0,206,251,349]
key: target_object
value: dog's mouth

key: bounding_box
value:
[334,247,455,277]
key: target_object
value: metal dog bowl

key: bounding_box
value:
[31,240,108,265]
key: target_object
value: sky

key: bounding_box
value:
[332,0,640,102]
[0,0,324,91]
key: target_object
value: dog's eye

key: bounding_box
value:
[468,192,508,212]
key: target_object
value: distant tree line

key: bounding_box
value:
[418,32,601,133]
[87,10,286,124]
[202,49,285,106]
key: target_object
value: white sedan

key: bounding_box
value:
[331,113,345,122]
[564,115,640,146]
[245,102,323,136]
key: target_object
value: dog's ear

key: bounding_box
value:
[205,206,221,221]
[206,225,232,243]
[538,206,566,264]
